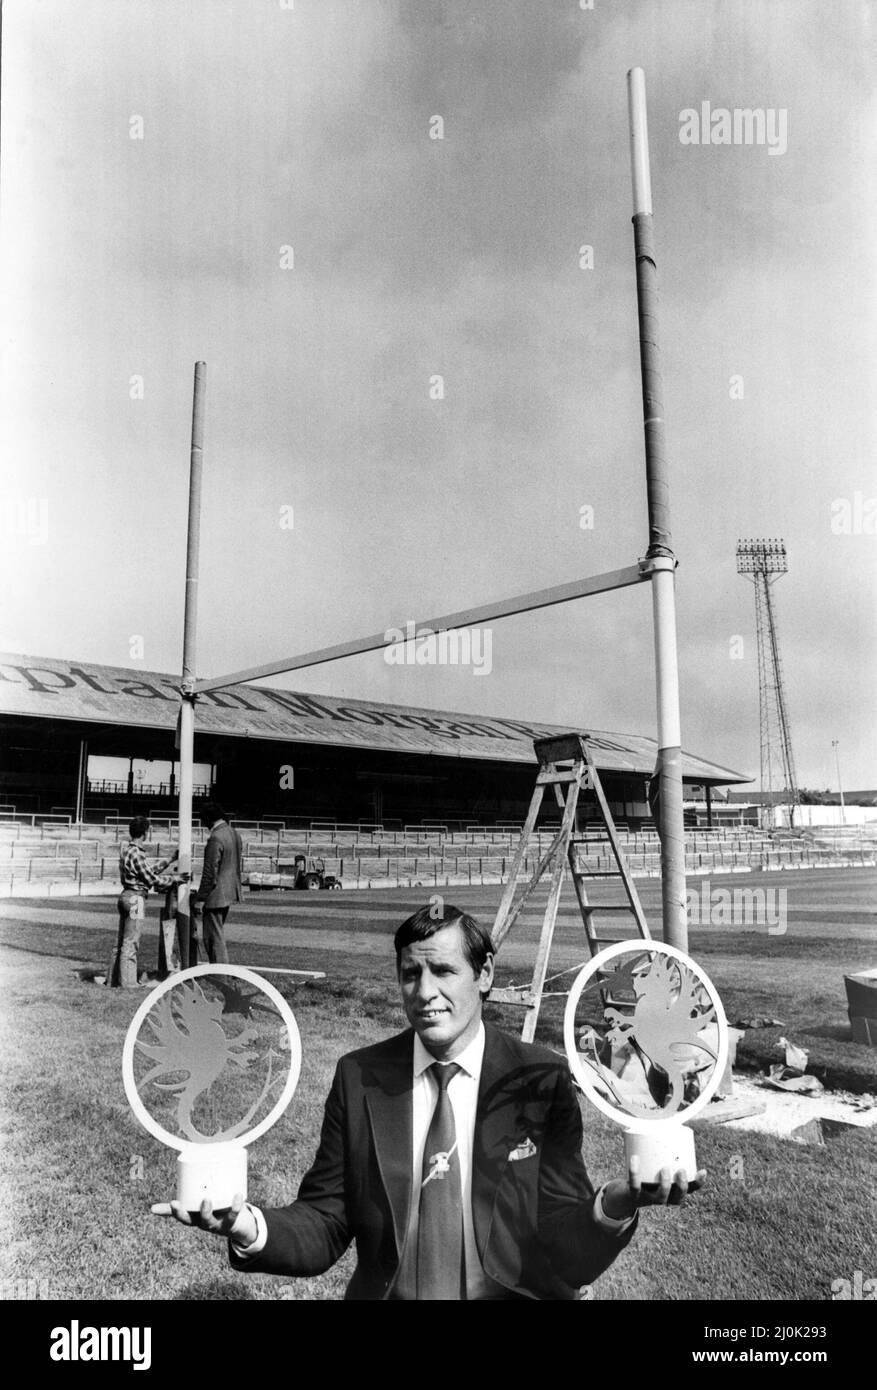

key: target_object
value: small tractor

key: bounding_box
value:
[291,854,342,891]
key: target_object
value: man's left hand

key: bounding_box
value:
[601,1157,706,1219]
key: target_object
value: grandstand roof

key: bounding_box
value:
[0,653,750,784]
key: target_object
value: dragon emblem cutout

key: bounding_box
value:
[579,953,717,1119]
[135,979,284,1142]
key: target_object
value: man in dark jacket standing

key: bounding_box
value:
[154,902,702,1299]
[192,802,243,964]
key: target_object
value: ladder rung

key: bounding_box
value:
[536,770,581,786]
[573,866,623,875]
[579,904,640,913]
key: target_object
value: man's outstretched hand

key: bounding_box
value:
[601,1156,706,1220]
[151,1194,257,1246]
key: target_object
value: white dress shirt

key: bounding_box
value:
[395,1022,500,1299]
[232,1021,634,1293]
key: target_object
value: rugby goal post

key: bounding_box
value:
[175,70,688,951]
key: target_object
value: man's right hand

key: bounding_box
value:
[150,1195,258,1247]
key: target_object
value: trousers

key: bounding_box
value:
[109,890,146,987]
[201,906,230,963]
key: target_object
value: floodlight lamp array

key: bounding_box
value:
[735,537,788,575]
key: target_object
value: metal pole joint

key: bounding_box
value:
[639,554,676,576]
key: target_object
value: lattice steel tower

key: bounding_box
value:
[736,538,799,825]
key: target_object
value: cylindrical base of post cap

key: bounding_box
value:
[176,1142,247,1215]
[623,1124,696,1186]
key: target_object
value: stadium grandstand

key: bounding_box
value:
[0,652,747,826]
[2,652,873,896]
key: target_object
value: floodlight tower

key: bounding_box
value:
[735,538,799,827]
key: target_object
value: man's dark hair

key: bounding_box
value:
[394,903,494,996]
[129,816,150,839]
[200,801,226,826]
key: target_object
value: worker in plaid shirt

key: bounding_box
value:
[107,816,178,987]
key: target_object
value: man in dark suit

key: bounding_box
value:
[154,903,701,1299]
[191,802,243,964]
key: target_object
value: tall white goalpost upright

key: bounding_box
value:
[628,68,687,951]
[177,361,206,950]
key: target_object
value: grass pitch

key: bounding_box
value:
[1,868,875,1301]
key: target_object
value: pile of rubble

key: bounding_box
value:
[692,1020,877,1145]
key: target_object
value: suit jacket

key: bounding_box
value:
[197,820,243,909]
[230,1022,636,1300]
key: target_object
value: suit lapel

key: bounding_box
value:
[472,1024,524,1259]
[364,1033,414,1258]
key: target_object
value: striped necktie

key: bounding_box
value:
[417,1062,464,1300]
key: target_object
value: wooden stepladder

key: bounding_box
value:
[490,734,651,1042]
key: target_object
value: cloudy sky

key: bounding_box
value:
[1,0,875,792]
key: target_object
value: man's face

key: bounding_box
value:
[398,923,494,1061]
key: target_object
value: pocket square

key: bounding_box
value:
[508,1137,537,1162]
